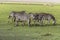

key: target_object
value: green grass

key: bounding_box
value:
[0,3,60,40]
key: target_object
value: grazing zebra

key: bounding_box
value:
[8,11,31,26]
[40,13,56,25]
[14,12,31,26]
[8,11,25,23]
[29,12,56,25]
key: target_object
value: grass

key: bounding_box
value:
[0,3,60,40]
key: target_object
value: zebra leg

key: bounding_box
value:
[34,20,36,26]
[15,21,19,26]
[22,21,25,26]
[47,16,52,25]
[15,18,19,26]
[28,19,31,26]
[40,17,44,25]
[13,17,16,22]
[47,19,50,25]
[40,19,43,25]
[53,20,56,25]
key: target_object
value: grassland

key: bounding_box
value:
[0,3,60,40]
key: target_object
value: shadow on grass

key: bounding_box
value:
[21,24,60,27]
[0,22,60,27]
[28,24,60,27]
